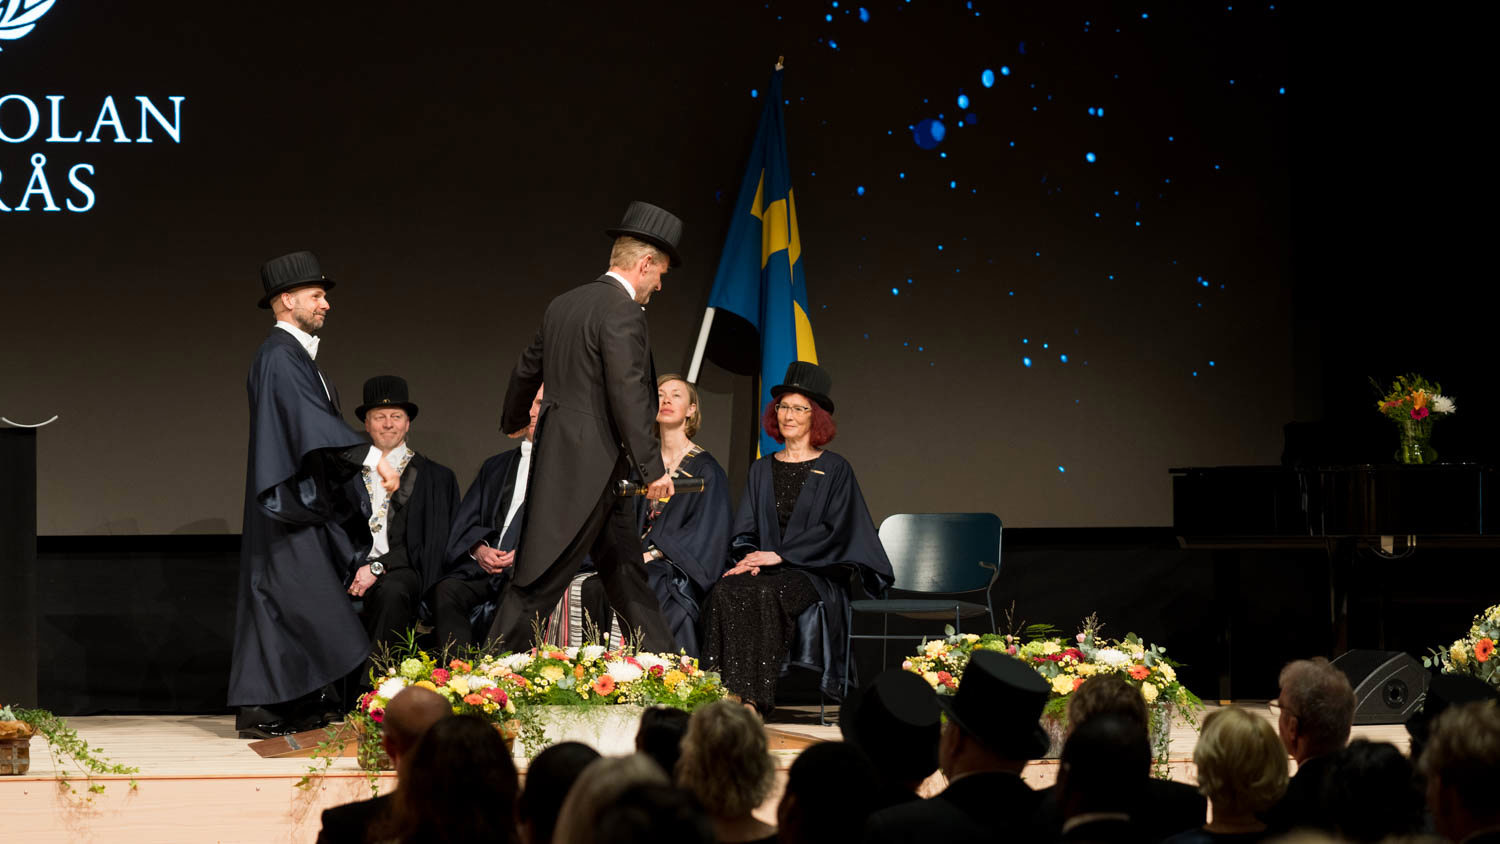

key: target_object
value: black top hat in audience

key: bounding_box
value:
[771,361,835,413]
[840,669,941,784]
[259,250,334,309]
[934,649,1051,759]
[606,201,684,267]
[356,375,419,422]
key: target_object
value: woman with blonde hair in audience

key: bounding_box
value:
[1165,705,1289,844]
[676,699,777,843]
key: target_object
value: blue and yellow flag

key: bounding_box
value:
[707,68,817,457]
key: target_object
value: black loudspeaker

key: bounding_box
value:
[1330,650,1430,725]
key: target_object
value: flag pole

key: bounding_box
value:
[686,306,716,383]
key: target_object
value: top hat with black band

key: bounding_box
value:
[839,669,941,784]
[605,201,684,267]
[770,361,834,414]
[356,375,419,422]
[934,649,1051,760]
[259,250,334,309]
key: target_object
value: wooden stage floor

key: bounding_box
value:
[1,704,1410,843]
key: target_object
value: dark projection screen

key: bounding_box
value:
[1,1,1290,534]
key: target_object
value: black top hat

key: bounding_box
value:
[839,669,941,784]
[605,201,684,267]
[770,361,834,413]
[935,650,1051,760]
[356,375,419,422]
[259,250,334,309]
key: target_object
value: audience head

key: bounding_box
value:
[838,669,941,790]
[1193,705,1289,819]
[676,699,776,820]
[1066,672,1149,736]
[778,741,883,844]
[517,741,601,844]
[1406,673,1499,763]
[934,650,1051,776]
[635,706,691,778]
[381,685,454,769]
[1419,700,1500,842]
[1275,657,1355,763]
[553,754,668,844]
[595,783,715,844]
[1324,739,1424,842]
[1058,713,1151,817]
[379,714,519,844]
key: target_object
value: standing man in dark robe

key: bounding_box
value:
[343,375,458,678]
[230,251,392,739]
[431,385,544,650]
[488,201,683,654]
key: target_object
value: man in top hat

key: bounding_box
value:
[488,201,682,653]
[230,251,390,738]
[839,669,942,810]
[345,376,458,674]
[864,651,1051,844]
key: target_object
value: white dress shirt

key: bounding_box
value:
[605,270,638,302]
[274,320,330,400]
[363,443,410,560]
[474,439,532,559]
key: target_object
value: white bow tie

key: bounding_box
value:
[306,336,320,359]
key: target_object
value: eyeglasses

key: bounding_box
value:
[1267,700,1285,719]
[775,403,812,416]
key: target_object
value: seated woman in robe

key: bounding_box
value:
[701,362,893,716]
[545,374,731,656]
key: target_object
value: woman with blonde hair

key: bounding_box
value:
[1165,705,1290,844]
[676,699,778,843]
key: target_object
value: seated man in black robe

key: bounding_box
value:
[344,376,458,679]
[432,385,543,650]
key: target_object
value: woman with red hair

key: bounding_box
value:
[701,362,893,716]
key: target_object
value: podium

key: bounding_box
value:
[0,428,38,707]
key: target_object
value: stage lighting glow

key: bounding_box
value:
[957,94,970,109]
[913,117,946,149]
[981,69,995,87]
[1085,152,1096,162]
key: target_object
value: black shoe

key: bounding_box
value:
[237,719,300,740]
[315,685,347,723]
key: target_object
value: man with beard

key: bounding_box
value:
[230,251,389,738]
[345,376,458,676]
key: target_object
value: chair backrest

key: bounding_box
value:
[876,512,1002,594]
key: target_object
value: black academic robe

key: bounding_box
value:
[317,793,392,844]
[729,450,894,697]
[500,276,665,588]
[341,451,459,593]
[864,771,1041,844]
[444,447,527,582]
[228,328,369,707]
[637,449,732,658]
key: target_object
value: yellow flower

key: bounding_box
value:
[414,680,438,691]
[1159,664,1176,683]
[923,671,941,688]
[1451,643,1469,665]
[1075,663,1097,677]
[1051,675,1075,695]
[448,677,470,696]
[1041,641,1060,655]
[663,670,686,690]
[924,640,948,657]
[542,665,566,682]
[1141,682,1159,703]
[963,634,980,643]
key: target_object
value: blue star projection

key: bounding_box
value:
[734,1,1289,514]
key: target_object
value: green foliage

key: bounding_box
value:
[4,705,139,796]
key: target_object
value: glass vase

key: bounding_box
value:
[1397,418,1437,465]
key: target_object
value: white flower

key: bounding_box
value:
[377,677,409,700]
[634,653,669,672]
[1432,394,1456,414]
[499,652,533,672]
[1095,648,1129,668]
[604,660,644,683]
[580,645,607,662]
[1040,641,1060,655]
[467,674,495,690]
[564,647,580,660]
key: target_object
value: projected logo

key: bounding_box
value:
[0,0,57,51]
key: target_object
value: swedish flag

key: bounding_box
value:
[705,68,817,457]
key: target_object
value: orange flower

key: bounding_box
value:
[463,693,484,706]
[573,664,586,679]
[449,659,472,673]
[1128,665,1150,681]
[592,675,616,695]
[1477,638,1495,663]
[1072,677,1086,691]
[1413,391,1428,410]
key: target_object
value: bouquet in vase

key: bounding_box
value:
[1374,374,1455,464]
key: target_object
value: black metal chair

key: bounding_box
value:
[843,513,1002,696]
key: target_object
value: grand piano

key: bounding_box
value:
[1172,464,1499,699]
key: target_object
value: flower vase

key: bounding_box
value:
[0,721,37,776]
[1397,418,1437,465]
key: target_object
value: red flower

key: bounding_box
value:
[1062,648,1084,662]
[936,671,953,684]
[482,686,508,707]
[1128,665,1150,681]
[431,668,451,685]
[449,659,472,673]
[649,665,665,678]
[1072,678,1086,691]
[593,675,616,695]
[370,707,385,723]
[358,691,375,711]
[1411,407,1430,420]
[1477,638,1495,663]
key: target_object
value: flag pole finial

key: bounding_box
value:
[775,56,784,71]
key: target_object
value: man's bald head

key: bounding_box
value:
[382,686,453,763]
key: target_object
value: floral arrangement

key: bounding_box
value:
[1423,603,1499,689]
[902,616,1203,777]
[1374,374,1455,464]
[344,636,727,768]
[0,703,137,796]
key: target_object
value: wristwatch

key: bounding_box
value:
[369,560,386,576]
